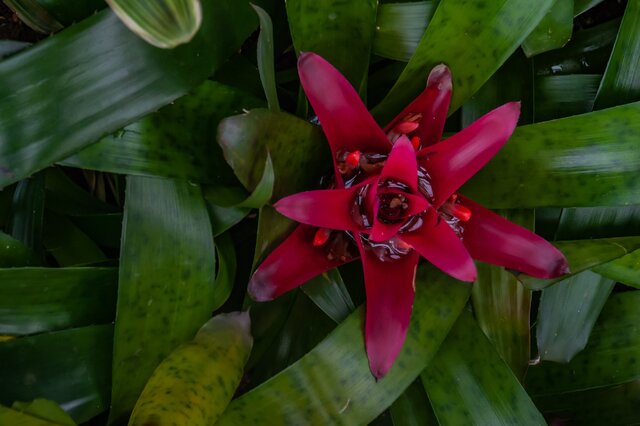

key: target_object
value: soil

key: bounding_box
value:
[0,2,44,42]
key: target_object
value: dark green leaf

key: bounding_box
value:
[0,40,30,58]
[62,81,265,186]
[43,211,107,266]
[0,231,39,267]
[372,0,555,123]
[527,291,640,395]
[287,0,378,90]
[109,176,216,424]
[3,0,63,33]
[534,74,601,121]
[0,325,113,423]
[522,0,574,57]
[574,0,605,15]
[35,0,105,26]
[593,249,640,289]
[301,268,355,323]
[212,232,237,311]
[218,268,471,425]
[71,213,123,249]
[373,1,437,62]
[0,267,117,335]
[0,1,256,188]
[237,154,274,208]
[44,168,118,216]
[536,270,614,362]
[553,205,640,240]
[8,172,45,255]
[251,3,280,112]
[462,101,640,208]
[218,109,330,200]
[519,237,640,290]
[389,380,438,426]
[422,311,546,425]
[593,0,640,110]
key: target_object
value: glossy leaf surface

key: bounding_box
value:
[109,176,216,424]
[593,249,640,289]
[252,3,280,112]
[301,268,355,324]
[534,74,601,121]
[218,268,471,425]
[0,1,256,188]
[422,312,546,425]
[522,0,574,57]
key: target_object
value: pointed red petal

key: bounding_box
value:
[357,239,419,378]
[384,64,452,146]
[400,210,477,282]
[298,52,390,159]
[380,135,419,191]
[274,186,360,231]
[420,102,521,207]
[248,225,356,301]
[459,196,569,278]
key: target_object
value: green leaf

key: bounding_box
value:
[553,205,640,240]
[33,0,106,26]
[43,212,107,266]
[0,267,117,335]
[106,0,202,48]
[574,0,605,15]
[0,231,39,267]
[527,291,640,395]
[218,109,330,200]
[11,399,76,425]
[519,236,640,290]
[236,154,274,208]
[212,233,237,311]
[109,176,216,424]
[0,325,113,423]
[62,81,264,186]
[462,101,640,208]
[372,0,555,123]
[0,404,68,426]
[522,0,574,57]
[373,1,437,62]
[536,270,614,363]
[534,74,601,121]
[218,268,471,425]
[592,249,640,289]
[593,0,640,110]
[2,0,63,33]
[0,1,256,188]
[251,3,280,112]
[389,380,438,426]
[422,311,546,425]
[287,0,378,90]
[301,268,355,324]
[8,172,45,256]
[129,313,253,426]
[44,168,118,216]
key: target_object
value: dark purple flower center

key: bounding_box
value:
[377,192,409,223]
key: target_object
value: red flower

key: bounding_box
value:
[248,53,569,378]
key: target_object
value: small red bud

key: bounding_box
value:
[346,151,361,168]
[450,204,472,222]
[411,136,421,150]
[393,121,420,134]
[313,228,332,246]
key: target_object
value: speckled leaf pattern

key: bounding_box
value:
[0,267,117,335]
[527,291,640,395]
[462,101,640,208]
[287,0,377,89]
[536,270,614,363]
[593,248,640,288]
[62,82,264,187]
[373,1,437,62]
[0,325,113,424]
[218,109,331,201]
[217,268,471,426]
[521,0,574,57]
[593,0,640,109]
[109,176,216,425]
[129,313,252,426]
[422,311,546,425]
[0,0,256,188]
[372,0,555,124]
[519,236,640,290]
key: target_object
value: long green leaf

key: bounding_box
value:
[11,399,76,425]
[519,236,640,290]
[0,325,113,423]
[8,172,45,255]
[463,101,640,208]
[218,268,471,425]
[287,0,378,90]
[536,270,614,363]
[106,0,202,48]
[0,404,71,426]
[373,1,437,62]
[522,0,574,57]
[592,249,640,289]
[3,0,63,33]
[422,311,546,425]
[553,205,640,240]
[301,268,355,324]
[527,291,640,395]
[0,1,256,188]
[574,0,605,15]
[593,0,640,110]
[109,176,216,424]
[389,380,438,426]
[372,0,555,123]
[62,81,264,186]
[0,267,117,335]
[212,232,237,311]
[43,211,107,266]
[534,74,601,121]
[252,3,280,112]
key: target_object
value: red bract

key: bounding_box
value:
[248,52,569,379]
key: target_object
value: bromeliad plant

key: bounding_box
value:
[249,53,568,377]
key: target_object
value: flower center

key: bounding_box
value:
[377,192,409,223]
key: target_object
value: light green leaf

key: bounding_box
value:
[593,249,640,289]
[251,3,280,112]
[301,268,355,324]
[522,0,574,57]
